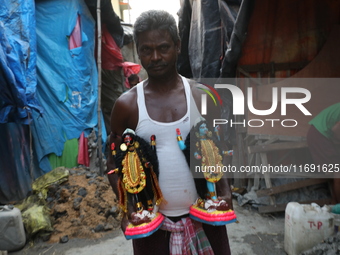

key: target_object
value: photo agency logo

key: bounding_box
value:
[200,83,312,128]
[198,84,223,114]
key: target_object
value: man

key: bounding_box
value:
[307,102,340,203]
[127,74,140,88]
[107,10,232,254]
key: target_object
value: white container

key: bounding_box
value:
[284,202,334,255]
[0,205,26,252]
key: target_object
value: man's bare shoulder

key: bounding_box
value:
[114,87,138,109]
[186,78,221,120]
[187,78,199,88]
[186,78,209,101]
[187,78,210,90]
[110,85,139,133]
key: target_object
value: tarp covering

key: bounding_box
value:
[177,0,241,145]
[177,0,241,79]
[0,0,42,124]
[85,0,125,48]
[31,0,105,172]
[101,25,141,87]
[220,0,254,78]
[100,25,141,134]
[0,123,32,203]
[0,0,48,204]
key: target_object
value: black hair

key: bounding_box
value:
[133,10,180,47]
[115,132,159,178]
[128,74,139,83]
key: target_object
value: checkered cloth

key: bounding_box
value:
[160,217,214,255]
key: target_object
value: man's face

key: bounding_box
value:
[137,30,180,78]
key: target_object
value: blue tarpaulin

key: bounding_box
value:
[32,0,106,171]
[0,0,106,203]
[0,0,42,123]
[0,0,45,203]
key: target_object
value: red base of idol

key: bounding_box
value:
[189,205,237,226]
[124,212,164,240]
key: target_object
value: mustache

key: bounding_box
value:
[147,62,168,69]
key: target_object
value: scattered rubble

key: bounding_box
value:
[301,232,340,255]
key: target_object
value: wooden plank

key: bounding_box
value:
[253,153,261,191]
[263,137,279,145]
[254,134,306,142]
[260,152,276,205]
[273,150,292,165]
[258,198,332,214]
[237,132,247,187]
[244,135,257,146]
[232,138,241,187]
[256,178,329,197]
[248,141,307,154]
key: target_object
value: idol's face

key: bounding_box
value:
[199,123,208,136]
[124,134,133,146]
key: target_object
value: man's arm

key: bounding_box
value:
[106,90,138,230]
[106,90,138,193]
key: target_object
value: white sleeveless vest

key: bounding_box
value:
[135,76,201,216]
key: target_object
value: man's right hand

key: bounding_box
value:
[121,215,129,233]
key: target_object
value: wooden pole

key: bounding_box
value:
[96,0,103,176]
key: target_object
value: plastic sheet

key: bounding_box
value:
[220,0,254,78]
[178,0,242,79]
[0,122,51,204]
[78,132,90,167]
[32,167,69,200]
[0,0,42,124]
[48,139,79,170]
[122,62,141,88]
[101,25,141,89]
[102,25,124,70]
[16,167,69,237]
[177,0,242,144]
[0,123,32,204]
[22,204,53,237]
[32,0,106,172]
[188,0,220,78]
[179,0,241,78]
[85,0,125,48]
[177,0,193,78]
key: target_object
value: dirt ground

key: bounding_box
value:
[10,201,287,255]
[8,166,287,255]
